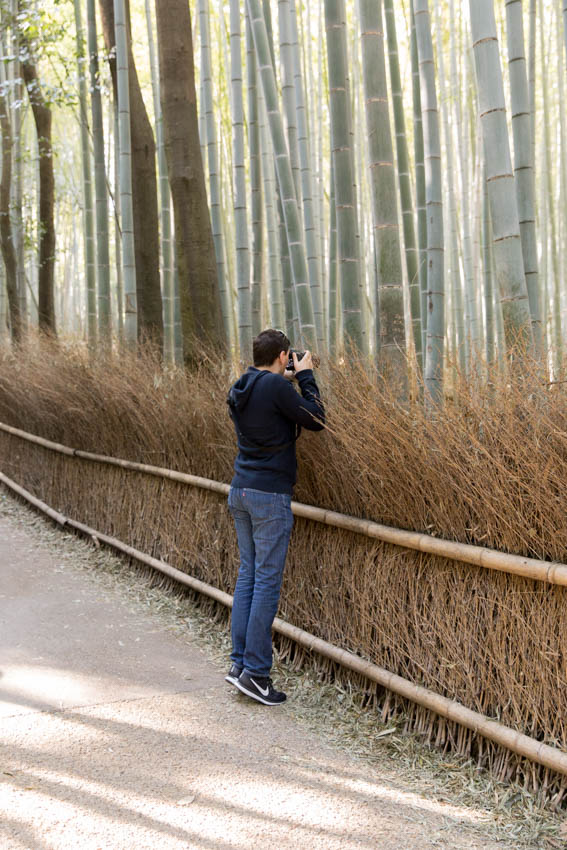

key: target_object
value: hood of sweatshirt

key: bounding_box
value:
[227,367,270,414]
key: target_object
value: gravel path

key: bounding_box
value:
[0,492,557,849]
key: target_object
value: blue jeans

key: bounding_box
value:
[228,486,294,677]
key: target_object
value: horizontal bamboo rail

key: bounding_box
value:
[1,467,567,779]
[1,419,567,586]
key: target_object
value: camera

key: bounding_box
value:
[286,349,305,371]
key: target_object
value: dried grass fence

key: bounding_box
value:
[1,339,567,804]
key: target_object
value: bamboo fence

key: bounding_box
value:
[2,463,567,780]
[1,419,567,586]
[2,418,567,780]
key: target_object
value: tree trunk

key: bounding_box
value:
[98,0,163,348]
[19,41,56,336]
[154,0,225,360]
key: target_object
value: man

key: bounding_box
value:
[226,328,325,705]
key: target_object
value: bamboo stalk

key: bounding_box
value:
[2,420,567,587]
[415,0,445,405]
[114,0,137,344]
[2,466,567,781]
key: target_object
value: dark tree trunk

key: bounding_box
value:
[0,88,22,343]
[154,0,225,360]
[20,54,55,336]
[98,0,163,349]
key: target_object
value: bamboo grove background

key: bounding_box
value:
[1,1,567,392]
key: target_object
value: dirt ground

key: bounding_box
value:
[0,490,562,849]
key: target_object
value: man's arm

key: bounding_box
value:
[275,351,325,430]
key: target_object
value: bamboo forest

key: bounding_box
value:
[4,0,567,838]
[0,0,565,388]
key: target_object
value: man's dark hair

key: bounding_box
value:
[253,328,290,367]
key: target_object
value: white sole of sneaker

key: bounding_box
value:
[224,674,240,686]
[234,679,286,706]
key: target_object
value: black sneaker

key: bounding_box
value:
[225,664,242,686]
[235,671,287,705]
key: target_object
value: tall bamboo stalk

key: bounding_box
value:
[328,158,338,355]
[0,67,22,344]
[556,0,567,365]
[384,0,422,368]
[434,0,464,372]
[113,103,124,343]
[415,0,444,405]
[73,0,97,349]
[113,0,136,345]
[454,12,476,363]
[18,1,56,336]
[144,0,174,362]
[317,0,327,341]
[258,83,284,329]
[539,0,561,373]
[505,0,541,353]
[229,0,252,356]
[260,0,296,339]
[289,0,324,349]
[278,0,302,209]
[198,0,231,346]
[87,0,111,343]
[469,0,533,356]
[407,0,427,369]
[359,0,406,385]
[483,160,495,366]
[9,0,25,327]
[247,0,315,348]
[529,0,536,188]
[246,13,263,339]
[324,0,365,355]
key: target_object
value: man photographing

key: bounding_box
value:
[226,328,325,705]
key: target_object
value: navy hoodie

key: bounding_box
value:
[228,367,325,495]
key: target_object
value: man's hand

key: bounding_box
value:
[283,369,295,381]
[293,350,313,373]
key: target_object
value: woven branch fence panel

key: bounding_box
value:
[1,422,567,801]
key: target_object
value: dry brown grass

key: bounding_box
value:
[1,336,567,805]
